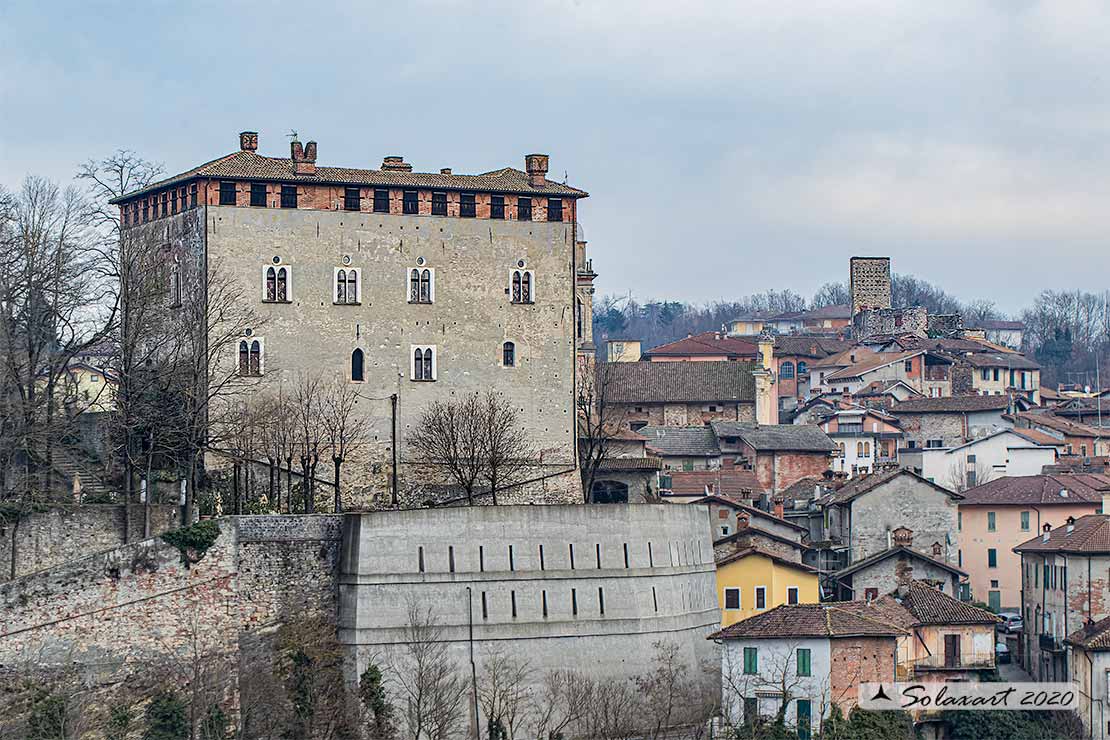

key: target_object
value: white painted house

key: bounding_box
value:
[915,429,1059,491]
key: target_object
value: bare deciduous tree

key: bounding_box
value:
[321,377,366,513]
[576,361,630,503]
[477,647,533,740]
[388,601,468,740]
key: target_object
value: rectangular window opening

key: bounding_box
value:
[251,183,267,207]
[280,185,297,209]
[219,181,236,206]
[490,195,504,219]
[517,196,532,220]
[449,545,455,573]
[431,192,447,216]
[373,189,390,213]
[460,193,476,218]
[403,190,418,214]
[598,586,605,615]
[547,197,563,221]
[343,186,360,211]
[418,546,425,573]
[481,591,488,620]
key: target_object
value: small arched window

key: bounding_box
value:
[521,272,532,303]
[413,348,434,381]
[336,269,347,304]
[410,269,420,302]
[797,361,808,375]
[275,267,288,302]
[503,341,515,367]
[856,441,864,457]
[512,271,522,303]
[780,361,795,379]
[838,442,845,457]
[413,348,424,380]
[265,267,276,302]
[863,441,871,457]
[351,348,364,382]
[239,340,249,375]
[249,340,261,375]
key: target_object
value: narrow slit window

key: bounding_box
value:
[623,543,629,569]
[569,543,575,570]
[542,590,548,618]
[479,545,485,572]
[596,543,601,569]
[539,544,545,571]
[652,586,658,612]
[418,546,425,573]
[449,545,455,573]
[351,349,365,382]
[481,591,488,620]
[572,588,578,616]
[511,591,517,618]
[648,542,654,567]
[598,587,605,616]
[509,544,515,571]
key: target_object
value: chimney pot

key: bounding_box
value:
[292,139,317,175]
[440,167,452,175]
[382,156,413,172]
[773,501,784,519]
[239,131,258,152]
[525,153,549,187]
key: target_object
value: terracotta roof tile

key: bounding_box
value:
[1067,614,1110,650]
[601,361,755,404]
[710,422,837,452]
[114,150,587,203]
[1018,412,1106,439]
[640,426,721,456]
[1014,514,1110,554]
[709,604,906,640]
[715,546,815,572]
[643,332,758,359]
[824,351,921,382]
[892,395,1011,413]
[826,469,960,505]
[666,470,766,497]
[960,474,1110,506]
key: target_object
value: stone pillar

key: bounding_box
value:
[753,331,778,425]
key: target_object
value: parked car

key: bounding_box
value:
[997,613,1023,633]
[996,641,1011,664]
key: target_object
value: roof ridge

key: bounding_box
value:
[828,604,909,634]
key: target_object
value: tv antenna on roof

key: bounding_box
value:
[287,130,299,142]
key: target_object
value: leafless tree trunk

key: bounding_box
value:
[407,393,486,505]
[576,360,628,503]
[477,647,533,740]
[479,389,538,505]
[322,377,366,512]
[387,601,468,740]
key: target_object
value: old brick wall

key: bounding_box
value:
[0,504,179,581]
[830,636,897,712]
[754,452,831,494]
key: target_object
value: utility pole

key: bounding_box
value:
[466,586,479,739]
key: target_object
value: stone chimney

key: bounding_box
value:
[382,156,413,172]
[525,154,549,187]
[291,139,317,175]
[931,541,942,557]
[737,512,750,530]
[891,526,913,548]
[440,167,452,175]
[239,131,258,152]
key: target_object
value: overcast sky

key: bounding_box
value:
[3,1,1109,314]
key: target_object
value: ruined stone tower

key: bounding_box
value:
[849,256,892,315]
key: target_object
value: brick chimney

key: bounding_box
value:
[291,139,317,175]
[525,154,549,187]
[737,512,750,530]
[239,131,258,152]
[440,167,452,175]
[382,156,413,172]
[773,501,784,519]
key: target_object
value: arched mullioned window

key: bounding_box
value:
[346,269,357,303]
[249,340,261,375]
[336,269,347,304]
[503,341,515,367]
[239,340,249,374]
[856,441,864,457]
[275,267,288,302]
[414,348,424,380]
[521,271,532,303]
[863,441,871,457]
[420,269,431,302]
[351,348,364,381]
[780,361,795,379]
[169,265,182,306]
[265,267,276,302]
[512,271,522,303]
[410,269,421,302]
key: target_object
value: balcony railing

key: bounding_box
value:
[911,652,995,671]
[1039,634,1065,652]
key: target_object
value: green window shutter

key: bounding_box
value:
[797,648,811,677]
[988,512,996,531]
[1021,511,1030,531]
[744,647,758,675]
[988,549,997,568]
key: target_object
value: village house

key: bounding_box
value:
[891,395,1012,453]
[605,339,641,362]
[852,379,923,410]
[963,319,1025,350]
[1066,615,1110,740]
[914,428,1059,491]
[713,604,904,734]
[1015,508,1110,683]
[957,352,1041,404]
[959,473,1108,612]
[1014,411,1110,458]
[831,527,966,601]
[714,548,819,627]
[799,304,852,333]
[640,332,757,362]
[837,580,999,681]
[699,496,810,551]
[711,422,836,494]
[820,469,961,566]
[815,350,955,399]
[818,406,902,477]
[639,425,721,470]
[599,360,759,430]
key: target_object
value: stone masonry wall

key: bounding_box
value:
[848,475,959,563]
[0,504,179,581]
[849,257,892,315]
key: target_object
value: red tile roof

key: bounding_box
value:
[1018,412,1106,439]
[1067,614,1110,650]
[666,470,766,497]
[715,546,816,572]
[960,474,1110,506]
[709,604,906,640]
[1014,514,1110,554]
[892,395,1011,413]
[643,332,759,359]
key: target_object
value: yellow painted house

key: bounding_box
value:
[715,547,820,627]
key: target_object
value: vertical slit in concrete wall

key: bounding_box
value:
[418,546,425,573]
[652,586,658,612]
[569,543,575,570]
[539,544,545,571]
[542,590,548,618]
[511,591,517,618]
[623,543,629,569]
[481,591,488,620]
[449,546,455,573]
[479,545,484,572]
[598,587,605,616]
[509,545,515,571]
[572,588,578,616]
[649,542,654,567]
[595,543,601,569]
